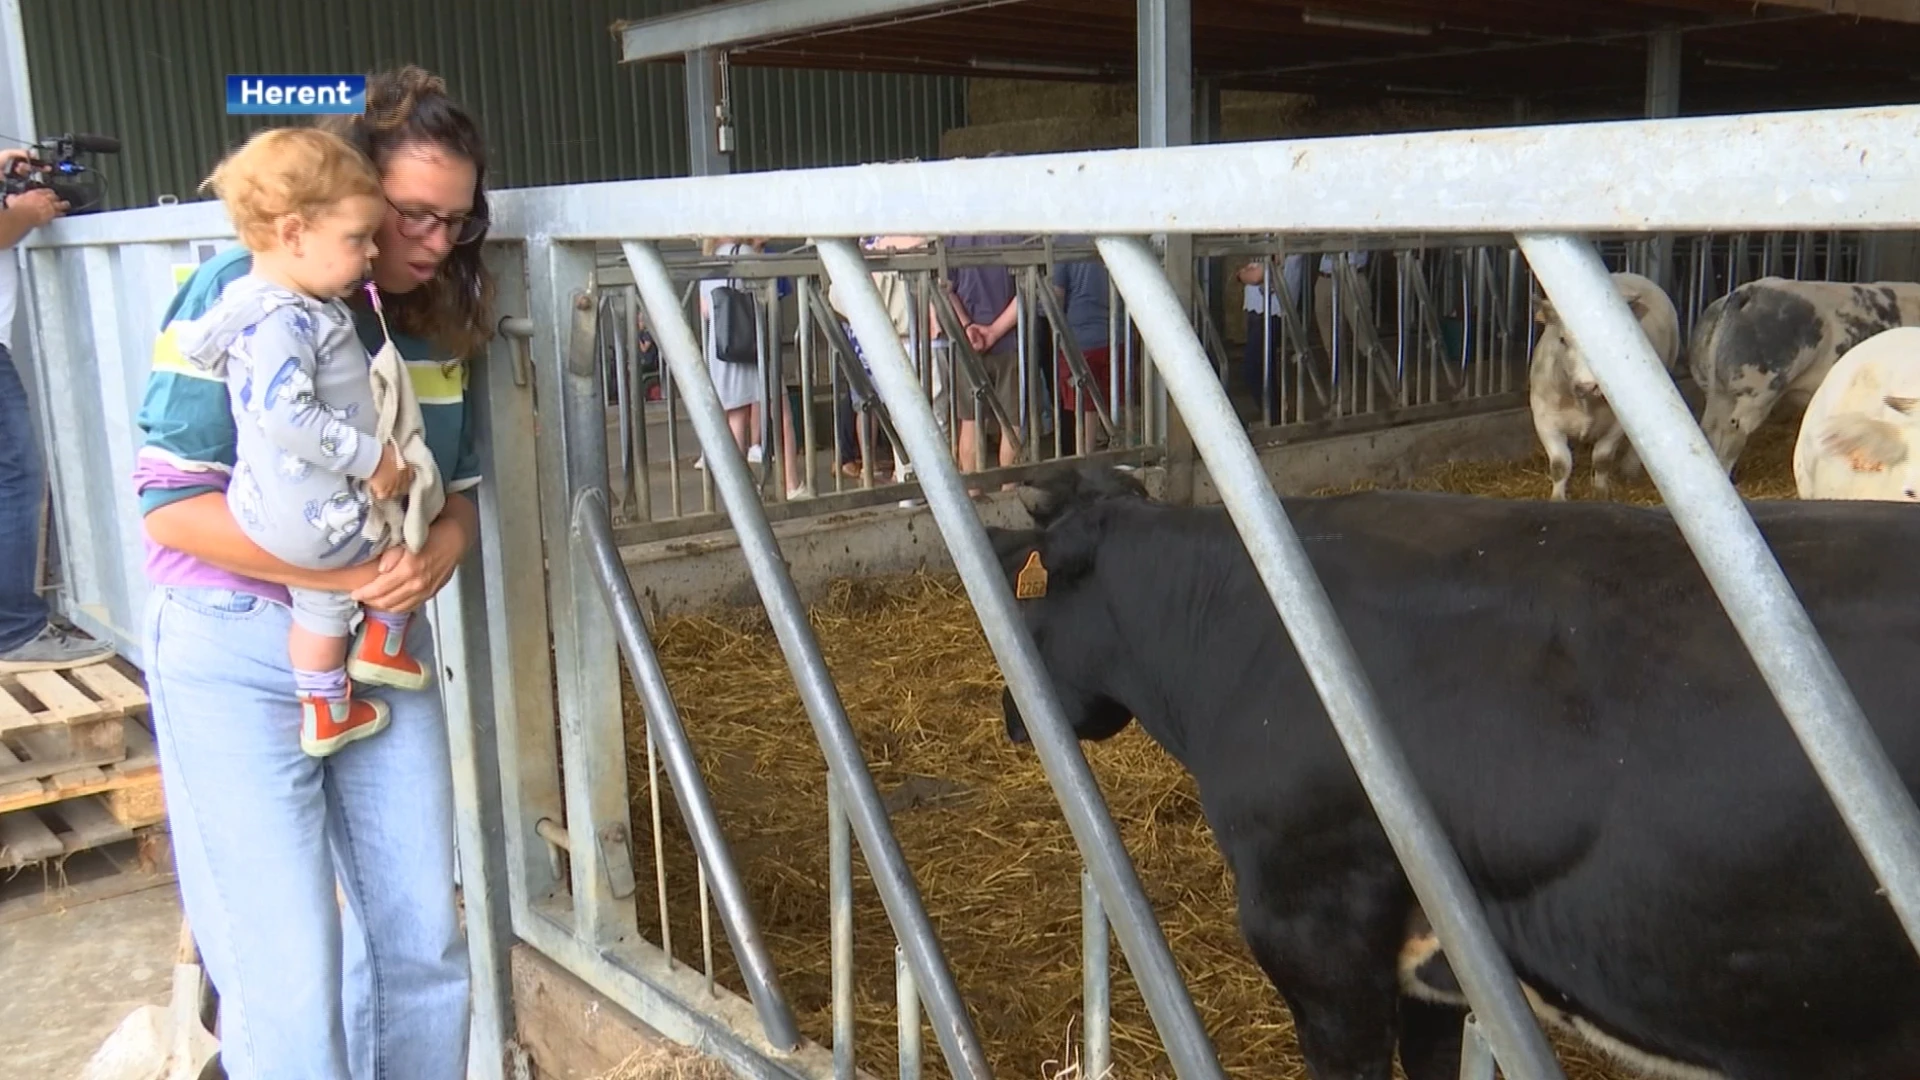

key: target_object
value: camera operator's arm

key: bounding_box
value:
[0,149,65,249]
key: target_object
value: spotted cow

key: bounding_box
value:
[1527,271,1681,500]
[1696,277,1920,474]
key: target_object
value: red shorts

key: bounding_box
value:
[1056,344,1113,413]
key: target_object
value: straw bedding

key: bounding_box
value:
[622,417,1801,1079]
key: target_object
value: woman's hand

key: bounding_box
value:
[350,494,477,613]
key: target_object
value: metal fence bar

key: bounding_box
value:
[896,943,922,1080]
[432,568,513,1080]
[624,239,995,1080]
[831,782,855,1080]
[1458,1015,1496,1080]
[473,270,565,922]
[1081,869,1111,1080]
[1518,231,1920,960]
[1095,233,1565,1080]
[649,721,674,965]
[530,238,643,948]
[575,486,802,1049]
[814,236,1228,1080]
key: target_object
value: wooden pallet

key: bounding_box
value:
[0,716,162,824]
[0,793,164,871]
[0,660,149,785]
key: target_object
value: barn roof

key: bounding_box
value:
[618,0,1920,116]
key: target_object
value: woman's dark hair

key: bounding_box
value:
[316,66,495,359]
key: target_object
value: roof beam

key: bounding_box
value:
[1756,0,1920,25]
[617,0,976,63]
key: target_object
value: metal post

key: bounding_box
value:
[624,240,994,1080]
[1096,234,1565,1080]
[686,48,731,178]
[1139,0,1197,503]
[473,265,563,920]
[1196,77,1225,370]
[530,239,642,949]
[1518,231,1920,963]
[815,236,1228,1080]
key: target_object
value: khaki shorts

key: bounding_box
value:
[954,348,1024,437]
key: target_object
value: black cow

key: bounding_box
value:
[988,463,1920,1080]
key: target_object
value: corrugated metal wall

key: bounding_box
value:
[16,0,968,210]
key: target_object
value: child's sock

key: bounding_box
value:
[295,666,349,702]
[367,609,409,635]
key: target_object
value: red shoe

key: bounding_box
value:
[347,618,431,692]
[301,692,391,757]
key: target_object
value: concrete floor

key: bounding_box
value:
[0,843,182,1080]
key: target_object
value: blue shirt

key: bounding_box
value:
[1050,259,1111,351]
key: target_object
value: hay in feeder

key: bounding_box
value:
[592,1043,737,1080]
[621,418,1806,1079]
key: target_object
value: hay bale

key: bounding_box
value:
[626,422,1802,1079]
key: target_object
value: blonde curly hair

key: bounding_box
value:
[201,127,382,250]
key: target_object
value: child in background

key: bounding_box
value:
[171,127,429,757]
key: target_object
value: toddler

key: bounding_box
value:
[173,127,436,757]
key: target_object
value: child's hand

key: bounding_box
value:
[367,443,411,501]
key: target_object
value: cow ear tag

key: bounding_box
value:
[1016,550,1049,599]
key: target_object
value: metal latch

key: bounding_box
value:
[598,822,638,900]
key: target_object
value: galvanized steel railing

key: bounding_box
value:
[17,102,1920,1080]
[585,227,1869,544]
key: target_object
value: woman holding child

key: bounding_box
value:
[134,66,489,1079]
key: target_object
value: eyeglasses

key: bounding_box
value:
[388,199,488,246]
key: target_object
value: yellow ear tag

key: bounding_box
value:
[1016,550,1049,599]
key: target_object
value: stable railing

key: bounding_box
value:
[17,102,1920,1080]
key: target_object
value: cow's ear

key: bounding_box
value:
[1533,297,1555,326]
[1627,294,1650,321]
[1031,501,1112,587]
[986,526,1041,576]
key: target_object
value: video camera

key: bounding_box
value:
[2,133,119,216]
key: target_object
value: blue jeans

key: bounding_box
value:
[144,585,470,1080]
[0,344,47,651]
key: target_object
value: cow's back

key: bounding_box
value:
[1709,277,1920,392]
[1277,493,1920,1072]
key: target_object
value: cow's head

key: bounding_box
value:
[1536,289,1656,401]
[985,464,1149,746]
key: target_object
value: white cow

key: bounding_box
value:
[1792,325,1920,502]
[1529,271,1682,501]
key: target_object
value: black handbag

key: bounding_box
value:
[711,283,759,366]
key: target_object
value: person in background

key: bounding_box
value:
[943,233,1026,479]
[1049,242,1116,455]
[695,236,766,469]
[1314,249,1376,363]
[1234,252,1309,418]
[0,149,112,672]
[829,234,930,487]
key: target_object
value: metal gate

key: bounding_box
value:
[20,101,1920,1080]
